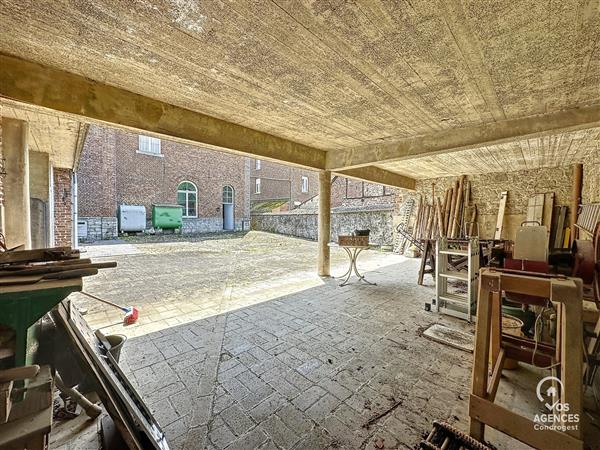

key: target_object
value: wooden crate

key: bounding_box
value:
[338,235,369,247]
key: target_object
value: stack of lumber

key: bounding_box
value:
[412,175,478,241]
[0,247,116,289]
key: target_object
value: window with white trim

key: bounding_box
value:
[222,185,234,204]
[255,159,261,170]
[255,178,261,194]
[138,135,161,155]
[177,181,197,218]
[301,176,309,193]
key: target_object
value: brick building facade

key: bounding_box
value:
[77,125,251,241]
[250,159,319,211]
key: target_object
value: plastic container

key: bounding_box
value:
[151,204,183,229]
[119,204,146,232]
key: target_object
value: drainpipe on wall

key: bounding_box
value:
[48,165,55,247]
[72,171,78,248]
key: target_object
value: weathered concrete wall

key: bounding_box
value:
[251,207,393,246]
[415,166,574,241]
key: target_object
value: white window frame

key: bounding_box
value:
[255,159,261,170]
[301,176,309,193]
[177,181,198,218]
[222,185,234,204]
[255,178,261,194]
[137,135,162,156]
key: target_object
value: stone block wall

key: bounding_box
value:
[79,217,118,242]
[181,217,248,234]
[583,162,600,204]
[414,164,599,241]
[251,207,394,246]
[54,168,73,246]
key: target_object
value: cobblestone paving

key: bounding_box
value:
[72,232,530,450]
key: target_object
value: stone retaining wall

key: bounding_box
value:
[251,207,393,246]
[79,217,118,242]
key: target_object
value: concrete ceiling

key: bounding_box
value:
[0,0,599,180]
[1,99,86,169]
[379,126,600,178]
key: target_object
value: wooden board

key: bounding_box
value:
[526,193,545,226]
[543,192,555,243]
[494,192,508,240]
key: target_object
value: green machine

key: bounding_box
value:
[151,204,183,230]
[0,279,82,368]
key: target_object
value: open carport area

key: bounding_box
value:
[72,232,473,449]
[1,1,599,450]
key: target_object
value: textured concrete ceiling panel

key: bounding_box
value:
[379,127,600,178]
[0,0,598,176]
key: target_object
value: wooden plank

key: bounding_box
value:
[526,193,545,226]
[469,395,583,450]
[552,278,583,440]
[469,271,497,439]
[486,349,506,402]
[0,277,82,294]
[0,262,116,277]
[0,268,98,286]
[0,247,79,265]
[494,192,508,240]
[543,192,555,244]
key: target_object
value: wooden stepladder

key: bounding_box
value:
[469,269,583,450]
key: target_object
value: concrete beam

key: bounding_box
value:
[334,166,416,191]
[327,106,600,170]
[0,54,327,170]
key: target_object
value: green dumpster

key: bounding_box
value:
[152,204,183,229]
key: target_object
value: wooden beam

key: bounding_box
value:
[469,395,583,450]
[327,105,600,170]
[334,166,416,190]
[0,54,327,170]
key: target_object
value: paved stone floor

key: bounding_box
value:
[71,232,599,450]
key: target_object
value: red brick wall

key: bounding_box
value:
[78,125,250,221]
[78,126,117,217]
[331,176,398,209]
[250,159,318,207]
[54,168,73,246]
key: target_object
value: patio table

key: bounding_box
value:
[328,242,376,287]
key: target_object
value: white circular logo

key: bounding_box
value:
[536,376,563,411]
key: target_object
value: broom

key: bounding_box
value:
[80,291,139,325]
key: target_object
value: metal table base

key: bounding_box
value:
[335,245,376,287]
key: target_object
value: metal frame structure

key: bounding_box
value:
[435,237,479,322]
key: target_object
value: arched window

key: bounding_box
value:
[222,185,234,204]
[177,181,197,218]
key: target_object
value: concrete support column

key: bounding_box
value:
[318,170,331,277]
[3,118,31,249]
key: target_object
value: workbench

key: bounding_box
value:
[0,279,82,367]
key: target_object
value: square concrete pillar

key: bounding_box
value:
[29,151,50,248]
[3,117,31,249]
[318,170,331,276]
